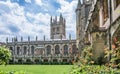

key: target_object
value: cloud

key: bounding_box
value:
[8,25,20,33]
[25,0,31,3]
[0,0,51,42]
[26,12,50,25]
[56,0,77,39]
[35,0,43,6]
[0,0,77,42]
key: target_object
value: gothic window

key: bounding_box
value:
[57,27,59,31]
[72,44,77,54]
[64,45,68,55]
[103,0,108,23]
[114,0,120,9]
[53,28,55,32]
[46,45,51,55]
[55,45,60,54]
[10,47,13,55]
[31,46,34,55]
[17,46,20,55]
[23,46,27,55]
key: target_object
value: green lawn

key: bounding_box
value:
[0,65,73,74]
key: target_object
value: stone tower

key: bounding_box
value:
[50,14,66,39]
[76,0,92,53]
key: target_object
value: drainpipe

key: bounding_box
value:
[108,0,112,61]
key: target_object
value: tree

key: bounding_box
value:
[0,46,11,65]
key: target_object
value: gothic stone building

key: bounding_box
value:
[76,0,120,63]
[76,0,92,53]
[84,0,120,63]
[6,14,77,64]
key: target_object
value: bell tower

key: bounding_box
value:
[50,14,66,39]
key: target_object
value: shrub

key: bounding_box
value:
[0,46,11,65]
[70,45,120,74]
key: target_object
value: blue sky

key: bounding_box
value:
[0,0,77,42]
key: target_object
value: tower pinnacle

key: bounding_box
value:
[77,0,81,10]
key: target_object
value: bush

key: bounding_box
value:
[70,45,120,74]
[0,46,11,65]
[70,65,120,74]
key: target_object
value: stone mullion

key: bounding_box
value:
[44,45,46,55]
[52,44,55,55]
[60,44,63,55]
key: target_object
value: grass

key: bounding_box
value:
[0,65,73,74]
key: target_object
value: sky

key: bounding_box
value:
[0,0,78,42]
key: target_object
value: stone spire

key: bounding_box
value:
[14,36,17,42]
[21,36,23,42]
[12,38,13,42]
[44,35,45,41]
[50,16,52,23]
[77,0,81,10]
[28,36,30,42]
[60,13,62,18]
[6,37,8,43]
[64,18,66,25]
[69,34,71,40]
[36,36,38,41]
[55,16,57,22]
[59,13,63,22]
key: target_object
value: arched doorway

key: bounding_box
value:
[62,59,67,62]
[26,59,32,64]
[34,59,40,64]
[18,59,22,64]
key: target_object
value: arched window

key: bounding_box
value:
[31,46,34,55]
[23,46,27,55]
[10,47,13,55]
[55,45,60,54]
[64,45,68,54]
[17,46,20,55]
[72,45,77,54]
[46,45,51,55]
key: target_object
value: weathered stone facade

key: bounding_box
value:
[6,39,77,64]
[84,0,120,63]
[76,0,92,54]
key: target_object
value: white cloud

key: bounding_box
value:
[0,0,78,42]
[0,0,51,42]
[25,0,32,3]
[26,12,50,25]
[35,0,43,6]
[56,0,77,39]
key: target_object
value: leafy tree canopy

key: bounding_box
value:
[0,46,11,65]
